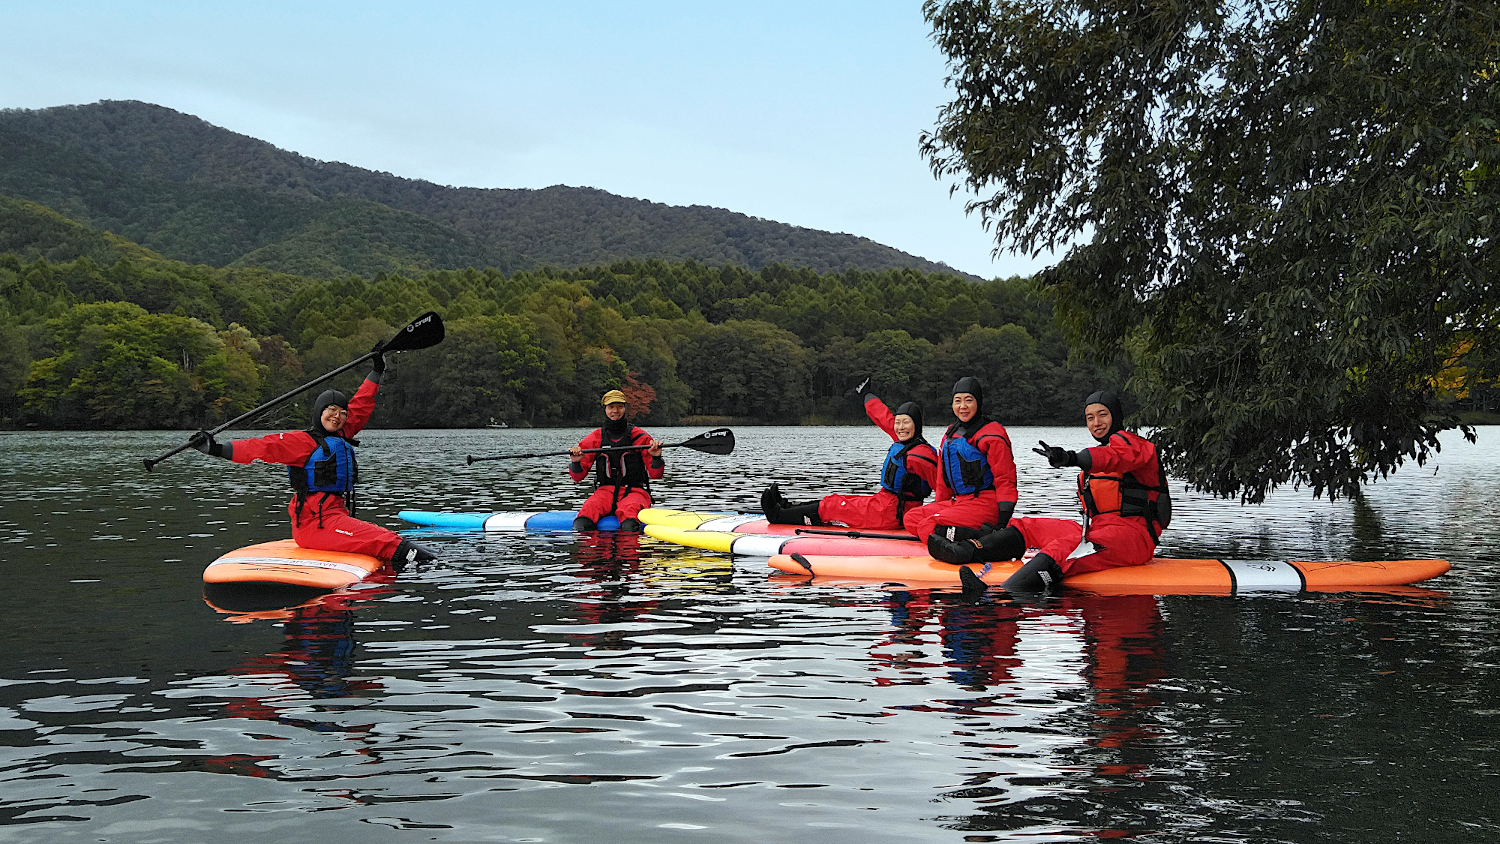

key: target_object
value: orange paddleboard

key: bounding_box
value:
[767,553,1450,595]
[202,539,387,590]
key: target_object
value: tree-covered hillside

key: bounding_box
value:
[0,200,1107,431]
[0,101,976,279]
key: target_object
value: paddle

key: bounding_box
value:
[143,311,446,472]
[466,428,735,465]
[793,527,921,542]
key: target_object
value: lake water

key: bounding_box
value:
[1,425,1497,843]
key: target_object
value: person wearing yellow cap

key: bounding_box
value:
[567,389,664,531]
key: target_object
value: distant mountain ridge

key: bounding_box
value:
[0,100,978,280]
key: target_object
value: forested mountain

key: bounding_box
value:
[0,200,1112,431]
[0,101,974,279]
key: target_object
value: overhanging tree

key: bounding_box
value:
[921,0,1499,501]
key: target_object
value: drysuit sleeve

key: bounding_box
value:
[864,395,898,441]
[982,423,1019,505]
[340,378,380,438]
[569,429,603,482]
[229,431,319,466]
[637,429,665,479]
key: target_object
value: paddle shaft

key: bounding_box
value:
[144,352,377,471]
[794,527,921,542]
[469,442,667,464]
[467,427,732,465]
[144,311,444,472]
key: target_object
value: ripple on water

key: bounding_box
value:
[2,428,1499,842]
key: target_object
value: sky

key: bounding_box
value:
[0,1,1051,279]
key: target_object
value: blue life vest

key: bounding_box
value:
[879,441,933,504]
[941,425,1001,496]
[290,434,358,497]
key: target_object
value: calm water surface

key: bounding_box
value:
[1,426,1498,843]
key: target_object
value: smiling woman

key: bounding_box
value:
[186,353,435,568]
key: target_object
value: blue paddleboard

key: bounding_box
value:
[398,510,621,531]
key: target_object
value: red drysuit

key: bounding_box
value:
[228,377,403,561]
[568,425,665,523]
[817,396,941,530]
[903,419,1018,540]
[1017,430,1165,575]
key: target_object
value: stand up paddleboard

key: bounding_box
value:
[203,539,387,591]
[398,510,621,531]
[637,508,920,539]
[644,523,925,556]
[768,553,1451,595]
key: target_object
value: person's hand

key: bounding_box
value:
[648,439,662,457]
[371,351,387,373]
[190,430,215,454]
[190,431,223,458]
[569,445,583,461]
[1033,440,1076,469]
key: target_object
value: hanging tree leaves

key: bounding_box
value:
[921,0,1500,502]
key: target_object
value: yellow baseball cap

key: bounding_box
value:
[601,389,627,406]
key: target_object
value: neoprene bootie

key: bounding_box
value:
[928,531,978,564]
[572,516,597,531]
[619,518,643,532]
[1001,552,1065,594]
[777,501,824,526]
[760,483,788,522]
[929,525,1025,565]
[932,523,987,543]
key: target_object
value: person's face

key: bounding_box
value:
[1085,404,1112,439]
[893,414,916,442]
[605,402,628,421]
[320,404,348,432]
[952,393,978,423]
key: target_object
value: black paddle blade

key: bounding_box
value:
[680,428,734,455]
[380,311,445,354]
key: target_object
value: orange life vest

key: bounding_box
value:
[1076,449,1171,540]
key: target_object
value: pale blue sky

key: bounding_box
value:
[1,1,1048,278]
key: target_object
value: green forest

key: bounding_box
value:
[0,101,973,280]
[0,195,1110,431]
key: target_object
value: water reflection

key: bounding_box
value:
[874,589,1169,837]
[3,429,1499,843]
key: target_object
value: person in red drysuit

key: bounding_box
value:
[190,352,434,568]
[900,376,1019,541]
[760,393,940,530]
[568,389,664,531]
[927,389,1171,592]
